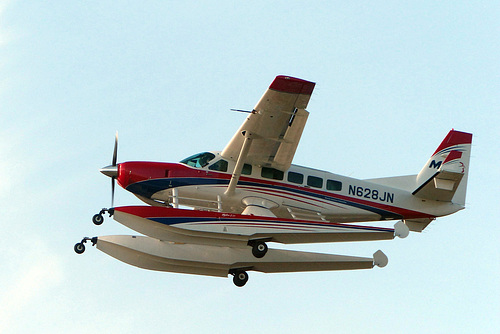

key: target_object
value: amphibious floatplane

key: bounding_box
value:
[75,75,472,287]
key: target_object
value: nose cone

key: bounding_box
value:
[100,164,118,178]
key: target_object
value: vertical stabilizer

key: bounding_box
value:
[413,130,472,205]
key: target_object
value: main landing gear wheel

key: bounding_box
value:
[231,270,249,287]
[250,240,268,258]
[74,237,97,254]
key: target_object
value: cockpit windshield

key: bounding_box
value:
[180,152,216,168]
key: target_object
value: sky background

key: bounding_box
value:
[1,1,499,333]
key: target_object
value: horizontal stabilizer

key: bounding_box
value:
[404,218,434,232]
[413,168,464,202]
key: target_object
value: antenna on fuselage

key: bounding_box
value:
[230,109,255,114]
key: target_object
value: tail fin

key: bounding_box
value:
[413,130,472,205]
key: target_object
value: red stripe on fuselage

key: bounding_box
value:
[118,162,432,220]
[237,177,429,219]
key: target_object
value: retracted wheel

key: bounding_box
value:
[74,242,85,254]
[232,270,249,287]
[251,241,268,258]
[92,213,104,225]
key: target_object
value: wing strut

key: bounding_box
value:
[224,131,254,197]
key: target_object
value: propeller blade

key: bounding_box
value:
[111,132,118,207]
[111,177,115,208]
[112,131,118,166]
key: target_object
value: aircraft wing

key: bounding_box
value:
[221,76,316,171]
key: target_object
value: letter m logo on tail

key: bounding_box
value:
[429,160,442,169]
[413,130,472,205]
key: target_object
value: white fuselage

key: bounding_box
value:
[144,152,462,224]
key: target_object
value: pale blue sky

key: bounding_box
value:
[1,1,499,333]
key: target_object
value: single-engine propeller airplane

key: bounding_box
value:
[75,75,473,287]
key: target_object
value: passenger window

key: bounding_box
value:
[307,175,323,188]
[242,164,252,175]
[208,159,228,172]
[327,179,342,191]
[261,167,284,180]
[287,171,303,184]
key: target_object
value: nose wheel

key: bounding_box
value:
[74,237,97,254]
[92,208,114,225]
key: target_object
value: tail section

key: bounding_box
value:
[413,130,472,205]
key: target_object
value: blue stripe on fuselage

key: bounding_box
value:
[126,177,402,220]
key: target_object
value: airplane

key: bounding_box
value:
[75,75,473,287]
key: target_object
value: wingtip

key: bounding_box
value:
[269,75,315,95]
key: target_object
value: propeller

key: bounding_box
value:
[100,132,119,208]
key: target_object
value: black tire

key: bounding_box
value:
[233,271,249,287]
[74,243,85,254]
[92,214,104,225]
[252,241,268,258]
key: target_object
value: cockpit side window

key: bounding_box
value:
[208,159,228,172]
[180,152,216,168]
